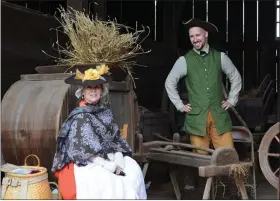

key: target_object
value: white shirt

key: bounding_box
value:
[165,45,242,112]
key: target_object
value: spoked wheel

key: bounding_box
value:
[258,122,280,189]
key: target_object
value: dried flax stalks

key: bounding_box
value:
[229,163,250,180]
[43,6,150,82]
[229,163,251,197]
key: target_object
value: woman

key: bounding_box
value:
[51,65,147,199]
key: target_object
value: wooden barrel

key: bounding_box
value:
[1,74,72,181]
[1,72,138,181]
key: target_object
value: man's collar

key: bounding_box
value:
[193,44,209,55]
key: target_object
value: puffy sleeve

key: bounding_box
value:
[65,113,104,166]
[221,52,242,106]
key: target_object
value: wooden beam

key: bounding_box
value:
[202,177,213,199]
[198,162,252,177]
[21,73,71,81]
[150,148,212,160]
[169,169,181,200]
[146,152,211,167]
[277,170,280,200]
[143,141,214,153]
[277,50,280,122]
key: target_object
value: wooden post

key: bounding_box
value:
[169,133,181,200]
[277,45,280,199]
[199,147,249,199]
[202,177,213,199]
[277,170,280,199]
[277,49,280,122]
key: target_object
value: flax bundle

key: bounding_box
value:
[43,7,150,82]
[229,163,250,179]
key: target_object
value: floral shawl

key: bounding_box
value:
[51,104,132,173]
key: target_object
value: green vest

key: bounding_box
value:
[183,48,232,136]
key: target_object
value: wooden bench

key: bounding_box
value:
[133,131,253,200]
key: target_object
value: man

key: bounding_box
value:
[165,18,242,154]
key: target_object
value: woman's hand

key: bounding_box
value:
[115,166,126,176]
[114,152,125,170]
[92,156,117,173]
[115,166,122,175]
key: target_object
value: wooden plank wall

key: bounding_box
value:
[3,0,278,107]
[107,0,279,92]
[1,2,65,99]
[107,0,155,40]
[180,0,278,91]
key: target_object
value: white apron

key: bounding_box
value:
[74,156,147,199]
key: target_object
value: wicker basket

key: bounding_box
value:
[1,154,52,199]
[49,182,62,200]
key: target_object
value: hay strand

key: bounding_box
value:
[43,6,151,84]
[229,163,250,179]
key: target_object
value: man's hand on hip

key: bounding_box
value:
[180,103,192,113]
[221,101,233,110]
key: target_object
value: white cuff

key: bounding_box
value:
[93,156,117,173]
[227,98,236,107]
[177,103,187,112]
[103,161,117,172]
[114,152,125,170]
[107,153,115,162]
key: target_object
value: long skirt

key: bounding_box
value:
[55,156,147,199]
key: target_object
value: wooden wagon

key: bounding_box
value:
[134,109,257,199]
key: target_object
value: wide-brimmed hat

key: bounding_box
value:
[182,18,218,33]
[65,64,112,86]
[64,64,112,98]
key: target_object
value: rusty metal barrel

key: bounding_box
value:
[1,71,138,181]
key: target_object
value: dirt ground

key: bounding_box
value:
[146,167,278,200]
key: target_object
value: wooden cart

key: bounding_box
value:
[133,127,255,199]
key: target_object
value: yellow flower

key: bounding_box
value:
[96,64,110,75]
[84,68,101,80]
[75,69,85,80]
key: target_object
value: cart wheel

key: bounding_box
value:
[258,122,280,189]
